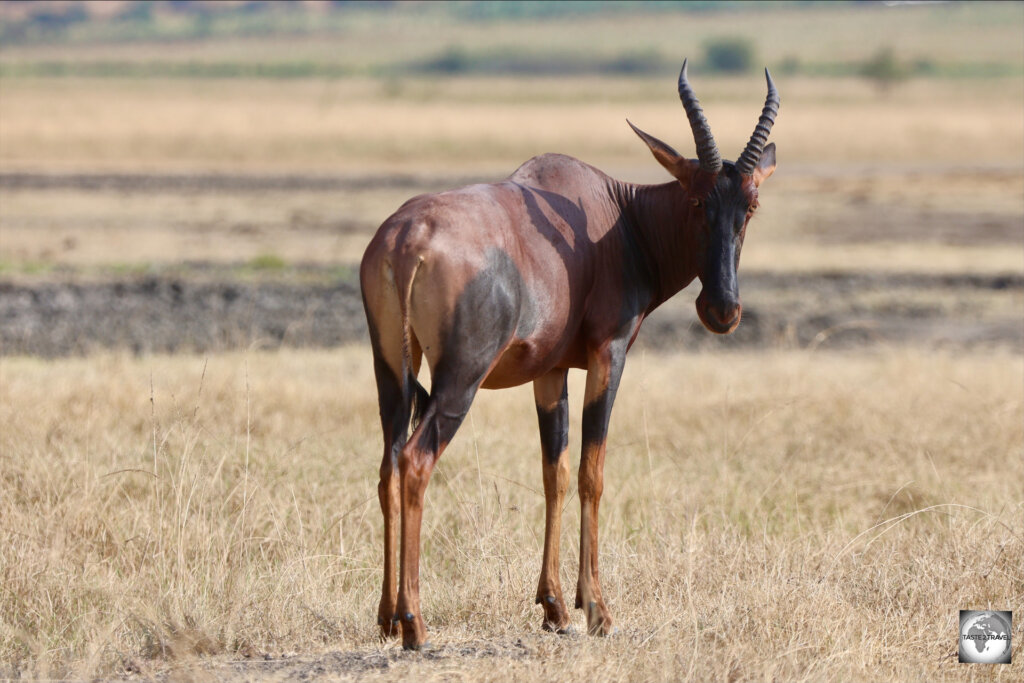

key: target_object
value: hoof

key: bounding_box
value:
[399,612,429,651]
[542,620,576,635]
[377,616,400,640]
[402,640,433,652]
[538,594,571,635]
[589,623,616,637]
[584,600,615,636]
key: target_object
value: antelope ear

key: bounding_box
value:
[752,142,776,186]
[627,119,698,185]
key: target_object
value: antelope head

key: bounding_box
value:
[629,59,779,334]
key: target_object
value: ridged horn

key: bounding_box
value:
[677,58,722,174]
[735,68,780,176]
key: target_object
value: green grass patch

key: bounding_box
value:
[244,254,288,272]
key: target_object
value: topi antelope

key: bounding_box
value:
[360,60,779,649]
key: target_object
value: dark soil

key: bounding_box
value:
[0,170,482,194]
[2,268,1020,357]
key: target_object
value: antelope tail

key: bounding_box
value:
[398,256,430,431]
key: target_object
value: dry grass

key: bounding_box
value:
[2,166,1020,277]
[2,73,1021,278]
[1,75,1022,173]
[0,186,385,270]
[2,346,1021,680]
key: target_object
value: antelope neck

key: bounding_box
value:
[612,179,703,311]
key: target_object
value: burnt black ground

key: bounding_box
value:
[1,268,1020,357]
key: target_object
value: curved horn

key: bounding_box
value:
[678,58,722,174]
[735,68,780,176]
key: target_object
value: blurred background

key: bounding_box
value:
[1,0,1021,355]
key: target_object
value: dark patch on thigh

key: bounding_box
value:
[580,393,611,451]
[412,248,538,457]
[536,381,569,465]
[432,247,534,401]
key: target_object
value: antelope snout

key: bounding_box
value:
[696,290,742,335]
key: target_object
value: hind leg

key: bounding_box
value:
[388,244,524,648]
[372,355,408,639]
[371,333,423,640]
[394,360,491,649]
[364,254,426,639]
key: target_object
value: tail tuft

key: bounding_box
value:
[410,377,430,430]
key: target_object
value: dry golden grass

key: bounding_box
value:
[0,186,385,270]
[2,347,1021,680]
[3,167,1020,277]
[2,73,1021,279]
[1,75,1022,173]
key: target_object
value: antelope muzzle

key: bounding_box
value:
[696,288,742,335]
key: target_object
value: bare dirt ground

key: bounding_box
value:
[128,637,541,683]
[0,169,477,194]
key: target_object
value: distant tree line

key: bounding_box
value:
[0,0,869,46]
[1,1,1012,85]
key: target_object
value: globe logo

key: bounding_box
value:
[959,610,1012,664]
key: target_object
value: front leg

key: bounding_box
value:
[533,369,572,633]
[576,338,628,636]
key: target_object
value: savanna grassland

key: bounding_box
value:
[2,348,1022,681]
[1,2,1022,681]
